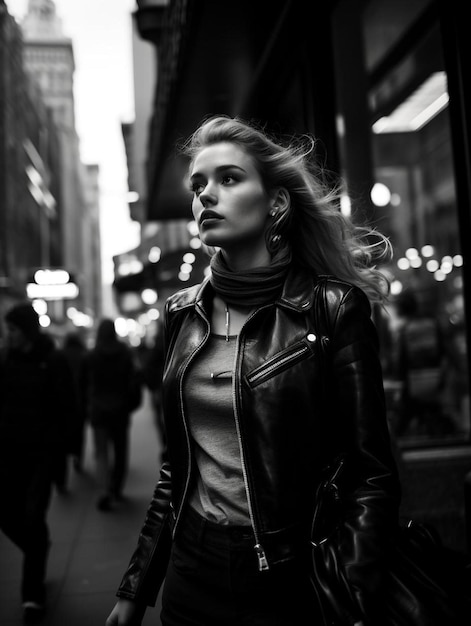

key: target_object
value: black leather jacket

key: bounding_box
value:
[116,267,401,612]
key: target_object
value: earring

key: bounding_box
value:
[269,208,277,217]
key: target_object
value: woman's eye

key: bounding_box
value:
[190,174,237,195]
[221,175,235,185]
[191,182,204,196]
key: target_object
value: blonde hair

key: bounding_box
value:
[182,114,391,304]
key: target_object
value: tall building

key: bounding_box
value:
[19,0,103,328]
[0,0,61,321]
[21,0,75,129]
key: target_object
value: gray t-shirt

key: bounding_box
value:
[184,333,250,525]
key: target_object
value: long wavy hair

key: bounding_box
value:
[182,114,392,304]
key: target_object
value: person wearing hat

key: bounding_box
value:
[0,302,74,623]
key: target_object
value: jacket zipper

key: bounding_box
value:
[173,303,271,571]
[172,308,211,538]
[232,308,270,572]
[246,342,312,387]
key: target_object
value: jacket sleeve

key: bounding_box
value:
[327,284,401,619]
[116,461,173,606]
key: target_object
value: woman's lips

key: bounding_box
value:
[200,210,222,226]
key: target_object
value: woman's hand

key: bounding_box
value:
[105,598,146,626]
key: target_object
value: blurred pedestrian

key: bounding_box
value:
[62,331,89,474]
[393,290,450,438]
[0,302,74,623]
[84,318,142,512]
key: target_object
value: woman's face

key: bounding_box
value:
[189,141,275,267]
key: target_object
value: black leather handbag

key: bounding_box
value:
[310,455,471,626]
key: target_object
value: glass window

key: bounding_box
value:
[335,0,470,448]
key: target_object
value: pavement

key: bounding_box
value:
[0,390,164,626]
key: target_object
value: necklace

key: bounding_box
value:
[224,302,230,342]
[210,302,232,380]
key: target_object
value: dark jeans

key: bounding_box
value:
[161,507,320,626]
[0,460,52,604]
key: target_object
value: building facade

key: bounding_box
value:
[0,0,103,338]
[126,0,471,549]
[0,0,61,318]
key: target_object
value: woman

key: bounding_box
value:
[105,115,400,625]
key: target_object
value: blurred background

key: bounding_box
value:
[1,0,471,547]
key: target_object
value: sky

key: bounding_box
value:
[5,0,140,284]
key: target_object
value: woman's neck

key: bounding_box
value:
[221,247,271,272]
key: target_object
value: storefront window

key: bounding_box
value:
[367,1,469,448]
[334,0,470,448]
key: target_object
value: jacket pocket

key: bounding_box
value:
[246,333,318,388]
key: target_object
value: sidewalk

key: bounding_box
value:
[0,391,164,626]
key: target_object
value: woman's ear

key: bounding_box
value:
[269,187,290,214]
[266,187,291,254]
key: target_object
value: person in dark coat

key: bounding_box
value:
[105,115,400,626]
[62,331,89,474]
[0,302,74,624]
[84,318,141,512]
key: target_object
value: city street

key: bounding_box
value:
[0,391,164,626]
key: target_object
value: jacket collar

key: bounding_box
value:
[278,265,317,312]
[168,264,319,315]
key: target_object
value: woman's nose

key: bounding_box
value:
[199,183,216,206]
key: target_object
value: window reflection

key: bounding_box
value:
[364,1,469,447]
